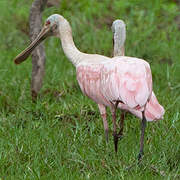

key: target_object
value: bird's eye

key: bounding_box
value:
[46,20,51,25]
[51,24,58,32]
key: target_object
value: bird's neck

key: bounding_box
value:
[58,25,84,67]
[113,29,125,56]
[113,42,124,56]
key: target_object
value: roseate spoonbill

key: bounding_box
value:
[111,20,165,159]
[14,14,165,160]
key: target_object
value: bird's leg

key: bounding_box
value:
[138,111,147,162]
[117,111,125,140]
[98,104,108,142]
[111,101,119,153]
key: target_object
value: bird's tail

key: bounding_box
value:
[144,92,165,121]
[118,91,165,122]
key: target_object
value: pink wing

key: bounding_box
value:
[101,59,152,108]
[76,59,164,122]
[76,64,110,106]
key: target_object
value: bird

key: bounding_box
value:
[111,19,165,159]
[14,14,165,161]
[110,19,126,151]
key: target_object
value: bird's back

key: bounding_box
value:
[76,56,152,109]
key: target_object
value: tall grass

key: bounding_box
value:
[0,0,179,179]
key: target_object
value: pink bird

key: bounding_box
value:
[14,14,165,161]
[111,20,165,157]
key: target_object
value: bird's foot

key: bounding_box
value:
[113,132,124,153]
[113,132,121,153]
[125,151,144,171]
[118,134,123,140]
[137,150,144,163]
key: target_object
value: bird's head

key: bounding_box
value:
[14,14,66,64]
[111,20,126,34]
[44,14,62,36]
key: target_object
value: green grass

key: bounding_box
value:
[0,0,180,179]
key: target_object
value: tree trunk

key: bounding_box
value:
[177,0,180,29]
[29,0,47,102]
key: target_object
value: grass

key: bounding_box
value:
[0,0,180,179]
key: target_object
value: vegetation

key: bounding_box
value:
[0,0,179,179]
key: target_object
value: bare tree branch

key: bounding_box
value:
[29,0,47,101]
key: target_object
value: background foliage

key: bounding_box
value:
[0,0,180,179]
